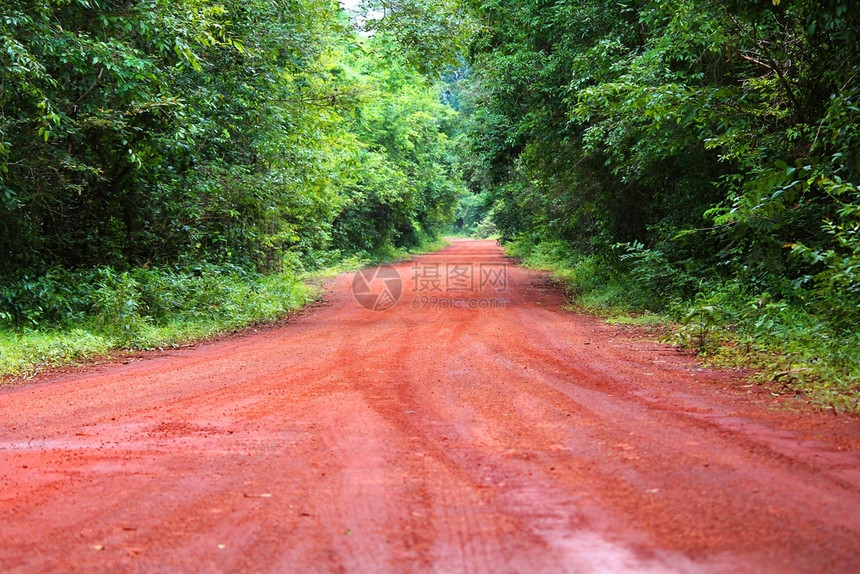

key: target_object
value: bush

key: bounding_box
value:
[0,263,316,344]
[507,235,859,411]
[472,216,499,239]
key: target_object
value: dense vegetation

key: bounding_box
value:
[0,0,462,374]
[457,0,859,408]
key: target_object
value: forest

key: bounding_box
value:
[1,0,858,407]
[455,0,859,408]
[0,0,463,372]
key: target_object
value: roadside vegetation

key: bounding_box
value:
[0,0,463,380]
[454,0,859,411]
[0,237,445,382]
[506,239,859,412]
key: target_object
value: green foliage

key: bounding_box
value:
[460,0,860,405]
[507,237,634,311]
[0,328,112,383]
[674,305,727,355]
[331,35,464,256]
[0,0,463,370]
[0,233,454,381]
[93,270,147,343]
[359,0,475,74]
[472,216,498,239]
[617,241,699,307]
[0,1,466,386]
[509,236,860,411]
[452,189,491,234]
[0,0,350,272]
[674,285,860,412]
[789,180,860,333]
[0,264,307,330]
[0,263,319,379]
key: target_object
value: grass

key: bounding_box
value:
[604,312,666,326]
[0,237,450,385]
[505,237,860,414]
[0,329,113,382]
[0,271,319,385]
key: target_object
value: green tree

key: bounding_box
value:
[332,35,463,254]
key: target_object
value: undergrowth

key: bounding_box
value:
[0,267,318,383]
[0,238,448,384]
[507,237,860,414]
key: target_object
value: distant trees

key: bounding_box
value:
[331,36,462,255]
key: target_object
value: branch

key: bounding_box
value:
[73,67,104,107]
[737,52,773,71]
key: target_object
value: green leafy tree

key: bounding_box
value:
[332,35,462,254]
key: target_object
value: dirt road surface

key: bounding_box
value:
[2,239,860,573]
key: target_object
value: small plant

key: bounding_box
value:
[92,269,147,343]
[790,200,860,335]
[675,305,723,354]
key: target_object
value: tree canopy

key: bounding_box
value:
[1,0,463,326]
[458,0,859,327]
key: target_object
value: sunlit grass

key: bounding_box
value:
[0,271,318,384]
[0,328,112,383]
[604,312,666,326]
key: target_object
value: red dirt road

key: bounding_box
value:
[2,239,860,573]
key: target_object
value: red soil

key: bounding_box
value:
[1,238,859,573]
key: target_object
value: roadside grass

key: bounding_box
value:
[389,236,451,261]
[305,236,451,281]
[0,329,113,382]
[507,238,860,414]
[0,238,449,385]
[603,312,666,326]
[0,270,319,384]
